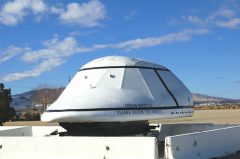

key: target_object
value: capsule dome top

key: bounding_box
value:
[81,56,167,70]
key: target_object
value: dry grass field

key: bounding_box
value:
[152,109,240,125]
[4,121,58,126]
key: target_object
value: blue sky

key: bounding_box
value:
[0,0,240,99]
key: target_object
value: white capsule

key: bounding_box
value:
[41,56,193,123]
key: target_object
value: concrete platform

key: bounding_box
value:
[0,124,240,159]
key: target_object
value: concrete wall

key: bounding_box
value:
[165,125,240,159]
[0,137,157,159]
[31,126,66,136]
[1,125,240,159]
[0,126,32,136]
[0,126,66,137]
[157,123,232,141]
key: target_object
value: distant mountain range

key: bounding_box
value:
[10,89,240,113]
[11,90,35,113]
[11,88,63,113]
[193,93,240,105]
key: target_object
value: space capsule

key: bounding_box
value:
[41,56,193,124]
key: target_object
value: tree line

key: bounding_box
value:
[0,83,15,125]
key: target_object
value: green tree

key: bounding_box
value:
[0,83,16,125]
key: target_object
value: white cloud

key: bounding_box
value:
[185,6,240,29]
[22,36,95,63]
[81,29,209,51]
[3,36,94,82]
[30,0,47,14]
[0,0,48,25]
[0,0,106,27]
[112,29,209,51]
[0,46,29,64]
[209,7,235,20]
[50,6,63,14]
[186,15,205,26]
[3,58,63,82]
[216,18,240,29]
[59,0,106,27]
[22,36,78,62]
[2,28,209,82]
